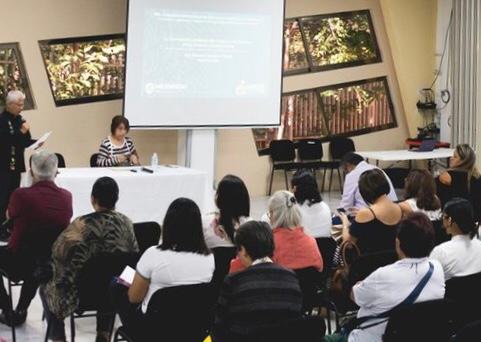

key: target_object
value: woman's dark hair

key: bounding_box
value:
[160,198,210,255]
[397,212,435,258]
[341,152,364,167]
[291,169,322,206]
[404,169,441,211]
[234,221,274,260]
[91,177,119,210]
[110,115,130,135]
[216,175,250,243]
[444,197,477,238]
[359,169,391,204]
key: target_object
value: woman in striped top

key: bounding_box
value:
[97,116,140,167]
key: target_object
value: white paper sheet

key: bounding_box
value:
[27,131,52,150]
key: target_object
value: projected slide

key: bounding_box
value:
[143,10,270,99]
[125,0,284,127]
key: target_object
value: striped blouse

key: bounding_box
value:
[96,136,137,167]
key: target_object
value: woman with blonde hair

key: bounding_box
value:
[230,190,323,273]
[437,144,481,220]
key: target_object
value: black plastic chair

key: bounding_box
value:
[296,139,329,184]
[55,153,66,168]
[133,222,161,254]
[211,247,237,296]
[268,140,300,195]
[445,271,481,330]
[113,283,215,342]
[248,315,326,342]
[326,137,356,192]
[454,319,481,342]
[90,153,100,167]
[348,250,397,287]
[315,237,337,273]
[383,299,455,342]
[383,168,409,189]
[45,252,140,342]
[294,267,323,313]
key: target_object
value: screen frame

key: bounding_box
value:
[39,33,126,107]
[123,0,286,129]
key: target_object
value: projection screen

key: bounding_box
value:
[124,0,285,128]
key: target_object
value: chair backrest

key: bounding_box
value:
[144,283,215,341]
[454,319,481,342]
[55,153,66,168]
[294,267,322,311]
[315,237,337,272]
[90,153,100,167]
[249,316,326,342]
[329,137,355,160]
[445,271,481,327]
[211,247,237,295]
[383,299,455,342]
[269,140,296,163]
[297,139,323,161]
[133,222,161,254]
[348,250,397,286]
[77,252,140,311]
[383,168,409,189]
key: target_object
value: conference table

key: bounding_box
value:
[30,166,211,224]
[357,148,454,168]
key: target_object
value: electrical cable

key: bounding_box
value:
[430,9,453,89]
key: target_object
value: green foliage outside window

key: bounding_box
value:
[39,35,125,106]
[0,43,34,110]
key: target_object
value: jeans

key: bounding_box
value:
[110,282,145,337]
[0,246,39,312]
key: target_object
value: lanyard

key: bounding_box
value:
[7,120,16,171]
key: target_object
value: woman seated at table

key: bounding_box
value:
[112,198,215,337]
[340,169,402,254]
[399,169,442,221]
[97,115,140,167]
[230,190,323,273]
[436,144,481,220]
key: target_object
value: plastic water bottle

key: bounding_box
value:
[150,153,159,170]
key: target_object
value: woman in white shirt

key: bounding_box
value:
[430,198,481,280]
[399,169,442,221]
[113,198,215,335]
[291,170,332,238]
[349,213,445,342]
[203,175,252,249]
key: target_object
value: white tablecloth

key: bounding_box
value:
[357,148,454,162]
[36,166,210,224]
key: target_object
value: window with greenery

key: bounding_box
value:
[253,77,396,152]
[0,43,34,110]
[283,10,381,75]
[39,34,125,106]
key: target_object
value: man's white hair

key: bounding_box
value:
[6,90,26,104]
[31,151,58,182]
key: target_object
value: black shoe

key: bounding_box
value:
[0,310,13,327]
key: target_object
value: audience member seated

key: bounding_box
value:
[349,213,445,342]
[399,169,442,220]
[212,221,303,342]
[230,190,323,273]
[203,175,252,249]
[341,169,402,254]
[96,115,140,167]
[436,144,481,221]
[289,169,332,238]
[112,198,214,337]
[430,198,481,281]
[339,152,397,212]
[42,177,139,342]
[0,151,72,326]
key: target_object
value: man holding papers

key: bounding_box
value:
[0,90,40,227]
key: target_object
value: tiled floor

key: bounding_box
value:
[1,191,344,342]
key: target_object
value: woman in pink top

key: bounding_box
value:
[230,190,323,273]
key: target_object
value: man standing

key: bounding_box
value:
[0,90,36,226]
[339,152,397,211]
